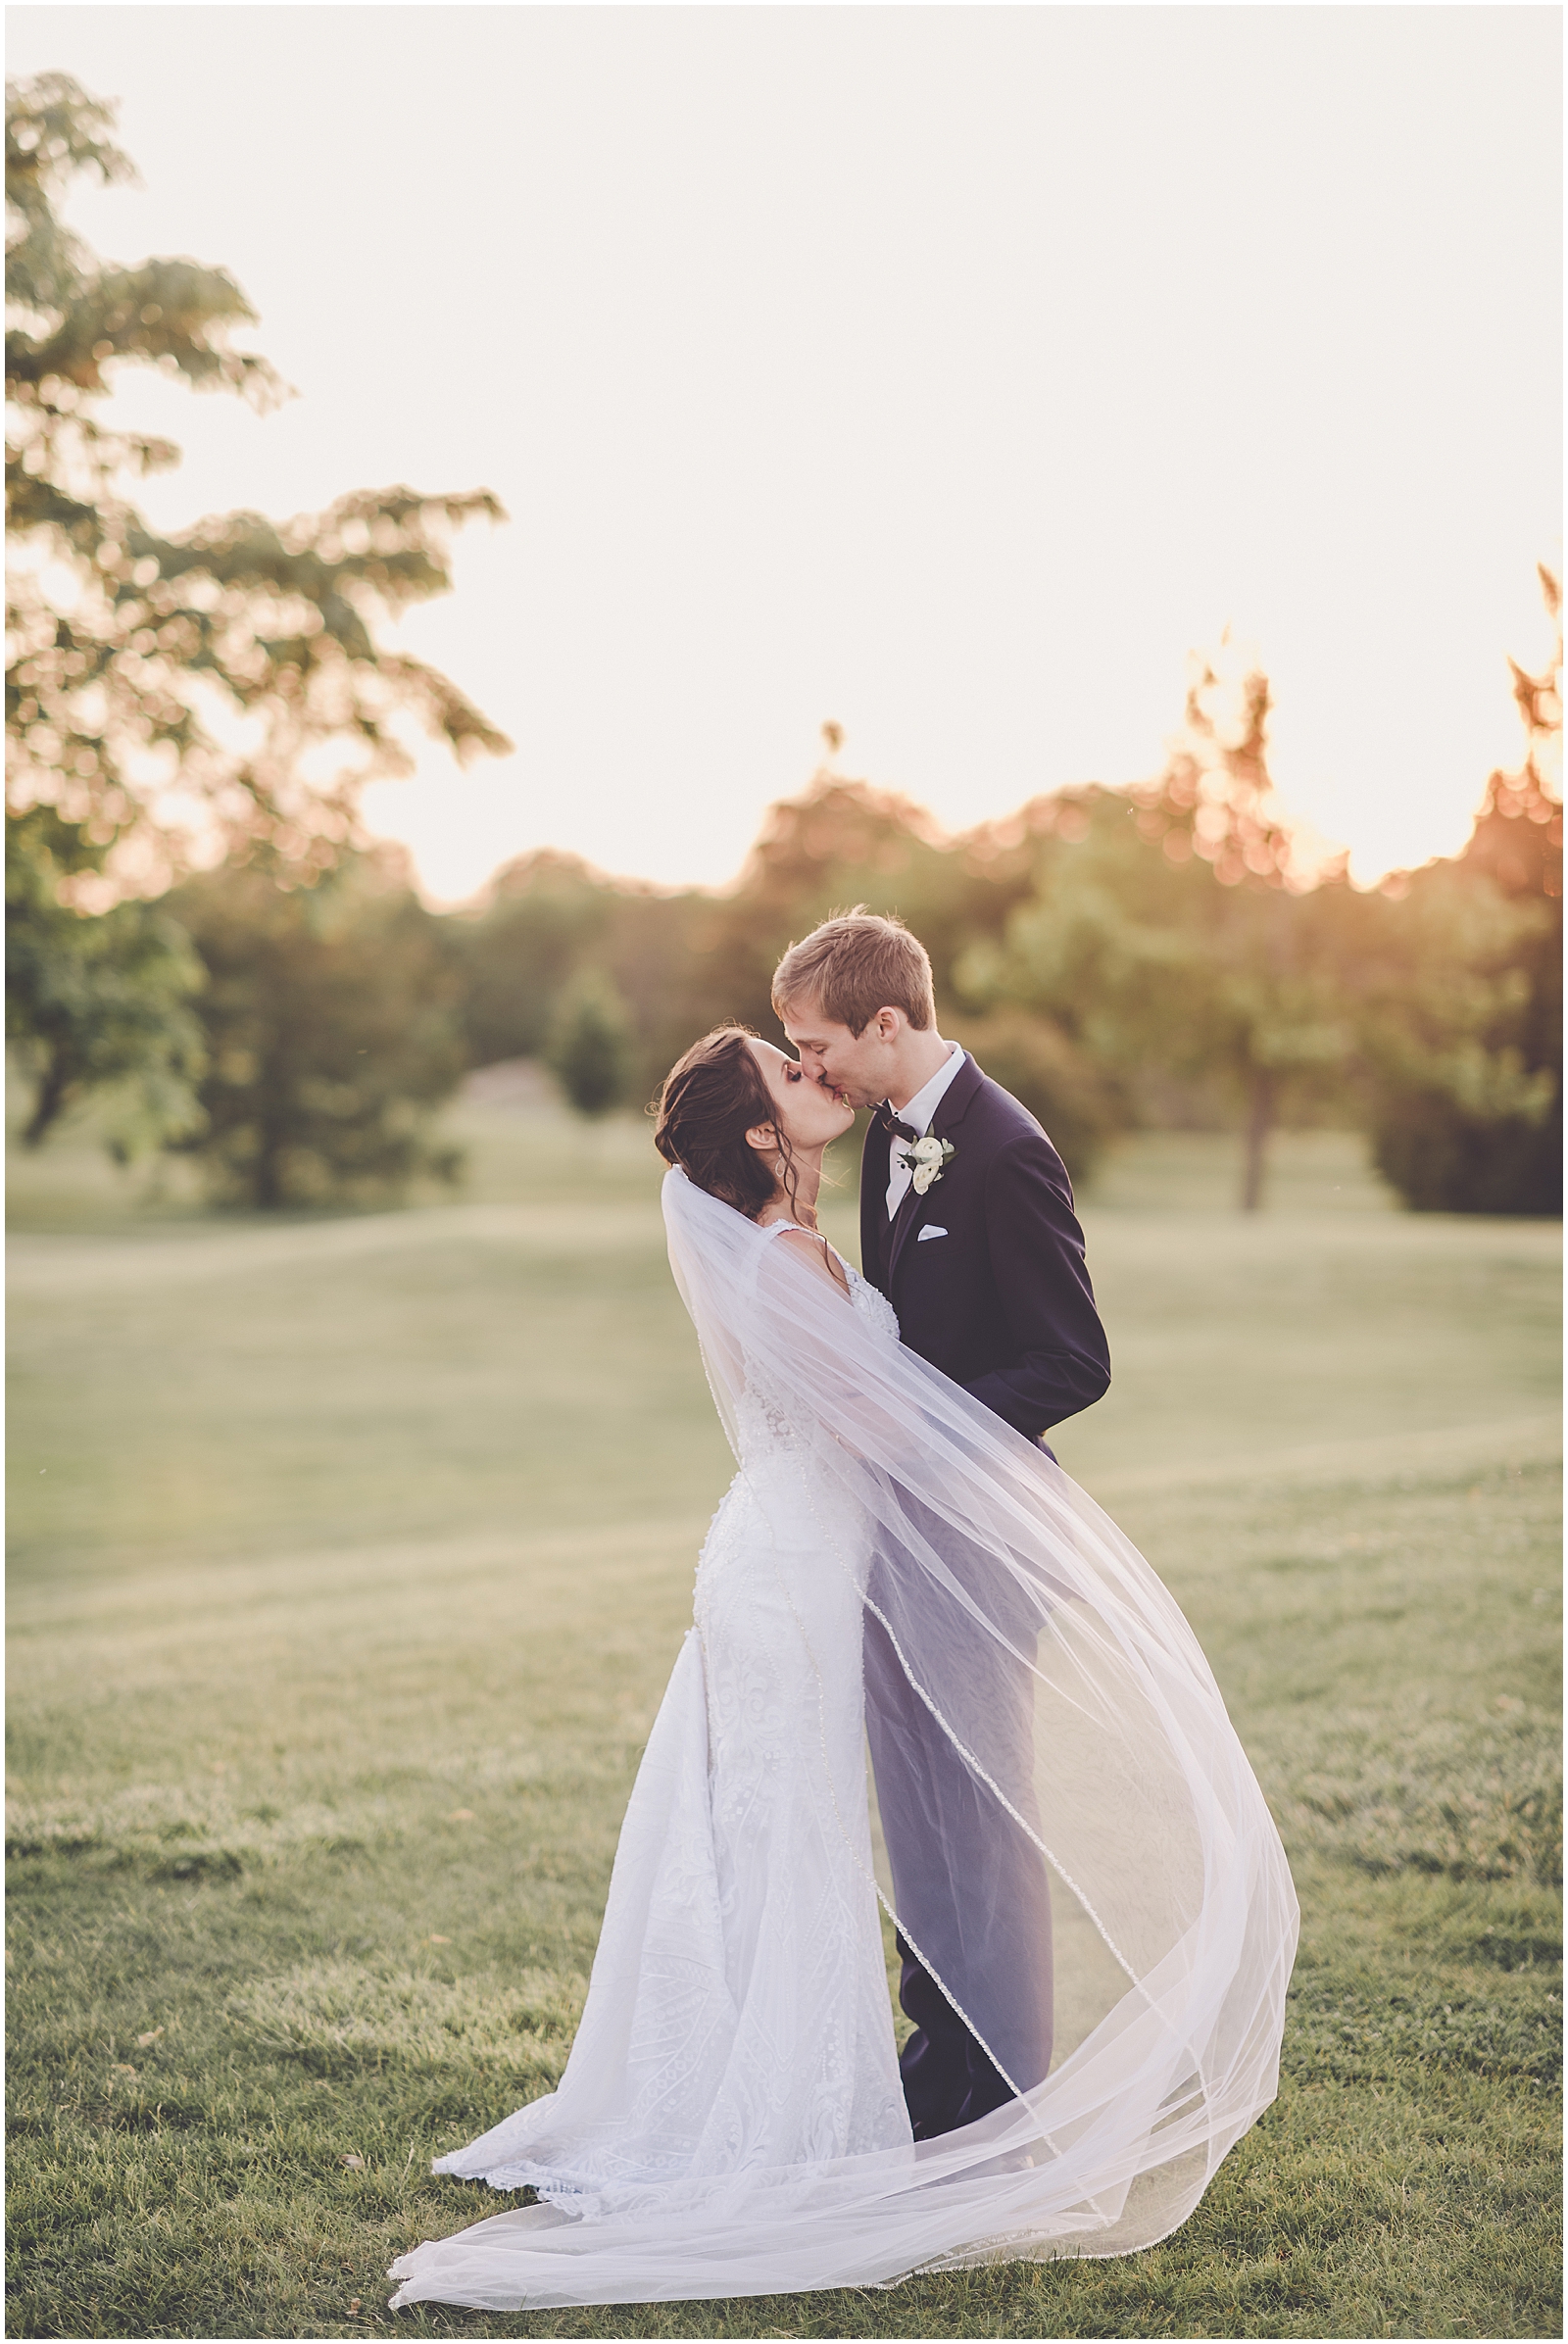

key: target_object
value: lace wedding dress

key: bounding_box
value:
[389,1172,1298,2313]
[404,1232,910,2210]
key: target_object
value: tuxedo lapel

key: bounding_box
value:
[886,1055,985,1291]
[858,1115,889,1288]
[932,1053,984,1136]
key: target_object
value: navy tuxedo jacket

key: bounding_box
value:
[858,1055,1110,1441]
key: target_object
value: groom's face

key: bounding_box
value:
[779,1001,900,1110]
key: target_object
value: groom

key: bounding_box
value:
[773,909,1110,2138]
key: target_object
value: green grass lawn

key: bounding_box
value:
[6,1099,1561,2340]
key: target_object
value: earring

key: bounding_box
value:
[774,1157,786,1177]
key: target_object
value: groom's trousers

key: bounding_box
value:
[863,1538,1054,2140]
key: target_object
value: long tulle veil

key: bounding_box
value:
[389,1168,1297,2308]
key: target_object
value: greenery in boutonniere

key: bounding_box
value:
[898,1136,956,1195]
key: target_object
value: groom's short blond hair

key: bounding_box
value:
[772,909,935,1037]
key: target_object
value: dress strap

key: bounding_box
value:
[760,1219,855,1282]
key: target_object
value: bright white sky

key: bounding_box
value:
[9,3,1563,902]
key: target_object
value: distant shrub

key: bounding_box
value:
[1363,574,1562,1216]
[547,967,633,1118]
[1370,1088,1561,1217]
[1359,860,1560,1218]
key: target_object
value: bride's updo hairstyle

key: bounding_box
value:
[654,1025,797,1222]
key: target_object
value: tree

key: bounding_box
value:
[169,851,466,1207]
[1357,867,1557,1212]
[5,74,510,1141]
[960,658,1353,1208]
[1130,655,1354,1207]
[942,1006,1120,1187]
[1361,568,1562,1214]
[444,851,714,1117]
[442,745,1015,1117]
[6,800,205,1152]
[546,968,633,1119]
[698,753,1020,1044]
[450,852,614,1068]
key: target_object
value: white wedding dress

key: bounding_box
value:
[409,1238,911,2209]
[389,1172,1298,2313]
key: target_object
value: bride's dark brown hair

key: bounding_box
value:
[653,1025,801,1222]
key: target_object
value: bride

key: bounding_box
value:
[389,1026,1298,2314]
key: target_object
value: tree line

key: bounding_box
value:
[426,602,1563,1219]
[11,652,1561,1216]
[7,75,1562,1216]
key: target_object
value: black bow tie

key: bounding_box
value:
[873,1101,921,1146]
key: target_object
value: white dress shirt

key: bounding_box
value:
[884,1045,967,1220]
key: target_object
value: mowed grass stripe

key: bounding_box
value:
[6,1201,670,1296]
[7,1519,714,1643]
[1090,1413,1561,1499]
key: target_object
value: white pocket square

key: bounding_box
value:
[916,1225,948,1242]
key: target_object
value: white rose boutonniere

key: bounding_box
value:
[898,1135,956,1196]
